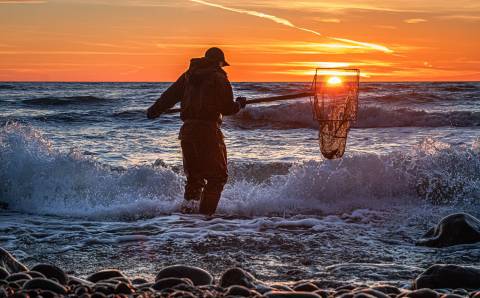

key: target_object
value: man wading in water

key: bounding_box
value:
[147,47,247,215]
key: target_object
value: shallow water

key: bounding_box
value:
[0,82,479,284]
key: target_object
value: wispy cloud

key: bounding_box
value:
[404,18,427,24]
[437,15,480,21]
[316,18,341,23]
[0,0,46,3]
[188,0,393,53]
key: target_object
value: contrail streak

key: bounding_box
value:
[188,0,393,53]
[189,0,321,36]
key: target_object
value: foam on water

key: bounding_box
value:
[1,123,478,220]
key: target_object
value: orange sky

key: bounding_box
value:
[1,0,479,81]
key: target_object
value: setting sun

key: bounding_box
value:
[327,76,343,86]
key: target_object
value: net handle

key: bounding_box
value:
[162,91,314,114]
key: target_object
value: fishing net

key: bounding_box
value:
[310,68,360,159]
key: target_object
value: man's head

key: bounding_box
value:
[204,47,230,67]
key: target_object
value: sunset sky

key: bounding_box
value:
[1,0,479,81]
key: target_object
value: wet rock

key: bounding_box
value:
[30,264,67,285]
[93,284,115,296]
[404,289,439,298]
[0,267,9,279]
[23,278,67,295]
[155,265,213,286]
[414,265,480,289]
[265,291,322,298]
[68,275,95,287]
[226,285,252,297]
[314,290,331,298]
[87,269,127,283]
[471,291,480,298]
[272,285,294,292]
[115,282,134,294]
[439,295,465,298]
[370,286,401,295]
[26,271,46,279]
[416,213,480,247]
[354,289,390,298]
[219,267,257,288]
[131,277,148,285]
[294,282,320,292]
[5,273,31,282]
[152,277,193,291]
[75,286,91,296]
[0,248,28,273]
[91,293,107,298]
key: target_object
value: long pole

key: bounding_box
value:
[163,91,314,114]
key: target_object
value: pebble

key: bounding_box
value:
[155,265,213,286]
[22,278,68,295]
[31,263,68,285]
[219,267,257,288]
[87,269,127,283]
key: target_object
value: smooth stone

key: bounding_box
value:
[155,265,213,286]
[414,265,480,289]
[338,293,354,298]
[87,269,127,283]
[416,213,480,247]
[315,290,332,298]
[353,294,377,298]
[0,267,9,279]
[93,285,114,296]
[294,282,320,292]
[152,277,193,291]
[371,286,402,295]
[30,264,68,286]
[439,295,465,298]
[226,285,252,297]
[6,273,31,282]
[26,271,46,279]
[355,289,390,298]
[23,278,67,295]
[131,277,148,285]
[471,291,480,298]
[451,289,468,295]
[404,289,439,298]
[68,275,95,287]
[38,290,58,298]
[272,285,294,292]
[115,282,134,294]
[0,248,28,273]
[219,267,257,289]
[91,293,107,298]
[75,286,91,296]
[265,291,322,298]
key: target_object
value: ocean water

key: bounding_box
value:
[0,81,479,285]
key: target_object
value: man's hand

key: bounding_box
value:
[236,96,247,109]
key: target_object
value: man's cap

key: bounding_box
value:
[205,47,230,66]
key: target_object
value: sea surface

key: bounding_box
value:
[0,81,479,285]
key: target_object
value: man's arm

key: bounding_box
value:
[147,73,186,119]
[217,75,242,116]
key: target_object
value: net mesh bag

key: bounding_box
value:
[310,68,360,159]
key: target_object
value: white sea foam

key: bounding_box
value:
[0,123,478,220]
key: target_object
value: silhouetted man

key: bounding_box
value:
[147,47,246,215]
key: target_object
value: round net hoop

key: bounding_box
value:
[310,68,360,159]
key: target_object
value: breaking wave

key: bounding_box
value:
[0,123,478,220]
[232,102,480,129]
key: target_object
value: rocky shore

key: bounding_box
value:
[1,247,480,298]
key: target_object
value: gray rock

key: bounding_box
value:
[226,285,252,297]
[0,248,28,273]
[265,291,321,298]
[31,264,68,285]
[414,265,480,289]
[0,267,9,279]
[404,289,439,298]
[5,273,31,282]
[416,213,480,247]
[155,265,213,286]
[23,278,67,295]
[294,282,319,292]
[219,267,257,289]
[152,277,193,291]
[87,269,127,283]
